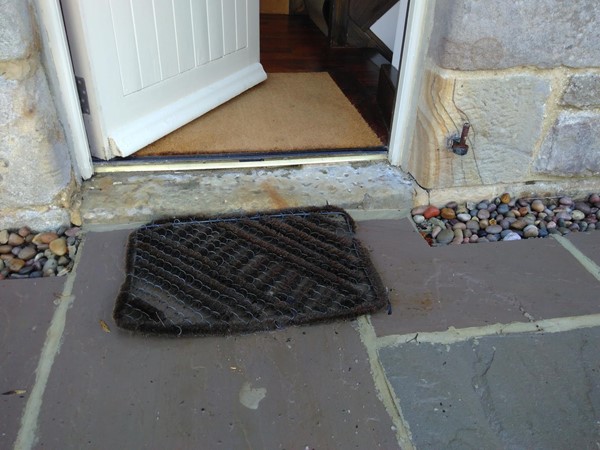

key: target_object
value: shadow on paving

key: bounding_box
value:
[35,230,398,449]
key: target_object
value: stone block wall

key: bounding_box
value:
[406,0,600,197]
[0,0,74,230]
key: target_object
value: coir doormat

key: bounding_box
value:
[113,206,388,336]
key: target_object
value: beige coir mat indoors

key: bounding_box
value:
[134,72,382,157]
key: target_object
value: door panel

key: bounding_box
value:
[109,1,141,95]
[61,0,266,159]
[154,0,180,80]
[192,0,211,66]
[207,1,225,60]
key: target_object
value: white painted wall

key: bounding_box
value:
[370,1,402,51]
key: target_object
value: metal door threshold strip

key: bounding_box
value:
[94,152,388,173]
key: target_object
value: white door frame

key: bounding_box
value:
[388,0,434,167]
[36,0,431,180]
[33,0,94,179]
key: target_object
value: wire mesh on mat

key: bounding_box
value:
[113,206,388,336]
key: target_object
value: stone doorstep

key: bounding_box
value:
[79,162,416,225]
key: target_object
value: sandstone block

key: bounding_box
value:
[453,75,550,184]
[409,70,550,189]
[429,0,600,70]
[534,111,600,176]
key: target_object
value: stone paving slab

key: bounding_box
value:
[356,219,600,337]
[0,277,65,448]
[35,230,398,449]
[379,327,600,450]
[566,231,600,267]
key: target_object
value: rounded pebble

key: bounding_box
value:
[559,196,573,206]
[436,229,454,245]
[413,214,425,224]
[411,205,429,215]
[1,240,18,253]
[477,209,490,220]
[423,206,441,219]
[17,246,37,261]
[18,227,31,238]
[523,224,539,238]
[8,233,24,246]
[8,258,25,272]
[65,227,81,238]
[19,265,34,275]
[58,256,70,266]
[441,208,456,220]
[49,238,67,256]
[410,193,599,247]
[531,199,545,212]
[33,232,59,245]
[466,220,480,232]
[511,219,528,230]
[485,224,503,234]
[43,258,58,273]
[497,204,509,215]
[555,211,572,221]
[575,202,592,215]
[502,231,522,241]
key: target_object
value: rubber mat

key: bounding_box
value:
[113,207,388,336]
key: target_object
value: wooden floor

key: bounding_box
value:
[260,14,390,144]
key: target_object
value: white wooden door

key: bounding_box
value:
[61,0,266,159]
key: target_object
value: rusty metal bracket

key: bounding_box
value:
[450,123,470,156]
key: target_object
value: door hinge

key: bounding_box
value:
[75,76,90,115]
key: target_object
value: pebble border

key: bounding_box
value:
[412,193,600,246]
[0,226,81,280]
